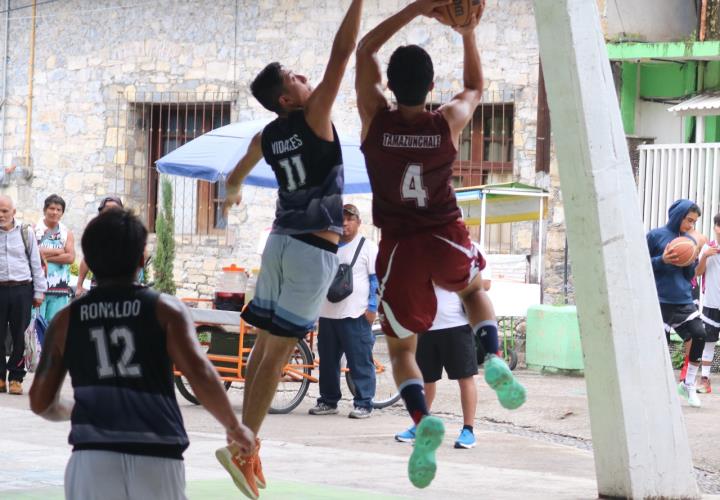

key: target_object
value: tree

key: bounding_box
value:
[153,177,176,295]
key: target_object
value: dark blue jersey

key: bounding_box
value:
[261,110,344,235]
[64,285,189,459]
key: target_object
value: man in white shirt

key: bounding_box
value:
[310,204,379,419]
[395,243,492,448]
[696,213,720,393]
[0,195,47,395]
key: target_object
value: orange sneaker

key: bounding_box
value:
[216,445,260,499]
[8,380,22,395]
[254,439,266,489]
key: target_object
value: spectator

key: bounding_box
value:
[695,213,720,394]
[310,204,379,419]
[395,243,492,449]
[76,196,123,296]
[35,194,75,322]
[646,199,706,407]
[0,194,47,395]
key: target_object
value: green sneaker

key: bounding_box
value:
[484,354,527,410]
[408,416,445,489]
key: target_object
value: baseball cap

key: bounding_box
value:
[98,195,124,212]
[343,204,360,218]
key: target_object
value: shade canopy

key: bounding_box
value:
[455,182,550,225]
[156,119,372,194]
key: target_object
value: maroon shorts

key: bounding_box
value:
[376,220,484,339]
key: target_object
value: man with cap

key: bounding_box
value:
[309,203,380,418]
[76,196,124,296]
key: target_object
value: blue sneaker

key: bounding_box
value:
[408,416,444,489]
[454,428,476,449]
[484,354,527,410]
[395,425,416,443]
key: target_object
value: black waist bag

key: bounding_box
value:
[326,237,365,303]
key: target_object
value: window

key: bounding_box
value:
[146,102,232,233]
[426,96,515,187]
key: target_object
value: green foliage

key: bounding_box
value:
[153,178,176,295]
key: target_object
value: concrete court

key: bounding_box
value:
[1,370,717,499]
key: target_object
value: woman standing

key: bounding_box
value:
[35,194,75,321]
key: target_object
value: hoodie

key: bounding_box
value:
[646,199,698,304]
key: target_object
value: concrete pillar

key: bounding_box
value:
[533,1,699,498]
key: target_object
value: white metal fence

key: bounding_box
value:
[638,143,720,236]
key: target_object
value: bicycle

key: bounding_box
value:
[173,299,400,413]
[497,316,520,370]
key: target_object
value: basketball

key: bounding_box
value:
[666,236,697,267]
[434,0,485,27]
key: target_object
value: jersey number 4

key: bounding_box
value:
[90,327,142,379]
[401,163,429,208]
[278,155,307,192]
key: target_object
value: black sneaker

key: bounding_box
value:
[308,402,338,415]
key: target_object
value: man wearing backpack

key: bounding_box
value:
[0,195,47,395]
[310,204,379,418]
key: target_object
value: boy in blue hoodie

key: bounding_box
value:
[646,199,706,407]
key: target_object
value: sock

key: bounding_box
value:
[702,343,716,378]
[473,320,499,357]
[686,363,699,387]
[462,424,474,434]
[398,379,428,425]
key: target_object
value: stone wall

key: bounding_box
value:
[0,0,564,300]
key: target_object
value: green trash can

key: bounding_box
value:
[526,304,584,373]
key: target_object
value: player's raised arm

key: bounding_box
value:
[439,7,485,148]
[356,0,451,141]
[305,0,364,140]
[222,131,263,216]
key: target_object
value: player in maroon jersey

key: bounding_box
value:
[355,0,525,488]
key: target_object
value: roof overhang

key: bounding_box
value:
[668,92,720,116]
[606,41,720,62]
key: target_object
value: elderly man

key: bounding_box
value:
[0,195,47,395]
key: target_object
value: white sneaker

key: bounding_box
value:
[677,382,702,408]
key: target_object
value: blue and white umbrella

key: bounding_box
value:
[155,119,372,194]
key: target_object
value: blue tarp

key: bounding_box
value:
[155,119,372,194]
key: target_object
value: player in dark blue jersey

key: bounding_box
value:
[29,209,254,500]
[219,1,364,496]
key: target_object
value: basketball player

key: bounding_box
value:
[646,199,706,407]
[28,209,255,500]
[219,1,364,497]
[355,0,525,488]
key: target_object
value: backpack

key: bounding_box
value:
[19,223,46,275]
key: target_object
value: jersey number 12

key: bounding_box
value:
[401,163,429,208]
[90,327,142,379]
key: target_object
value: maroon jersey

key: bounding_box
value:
[361,109,461,237]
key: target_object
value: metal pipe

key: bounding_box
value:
[0,0,10,175]
[23,0,37,167]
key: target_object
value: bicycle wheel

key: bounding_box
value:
[269,339,313,414]
[175,325,232,405]
[346,332,401,409]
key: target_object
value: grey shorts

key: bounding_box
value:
[242,233,339,338]
[65,450,187,500]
